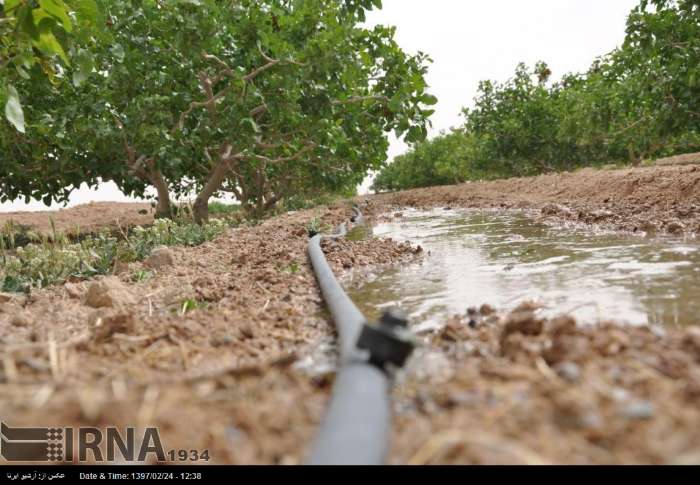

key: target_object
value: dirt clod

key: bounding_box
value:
[64,282,84,299]
[89,310,135,341]
[10,312,32,328]
[545,333,590,365]
[593,327,629,356]
[84,277,136,309]
[548,315,577,336]
[479,304,495,316]
[502,308,544,337]
[239,322,256,340]
[145,246,176,269]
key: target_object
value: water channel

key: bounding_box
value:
[347,208,700,330]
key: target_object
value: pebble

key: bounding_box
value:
[211,335,235,347]
[611,387,630,402]
[554,362,581,383]
[467,307,478,328]
[225,426,248,446]
[621,400,655,420]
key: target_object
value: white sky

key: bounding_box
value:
[1,0,639,212]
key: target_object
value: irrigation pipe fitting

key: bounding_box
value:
[357,308,415,375]
[306,207,415,465]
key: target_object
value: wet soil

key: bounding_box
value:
[368,163,700,237]
[390,308,700,464]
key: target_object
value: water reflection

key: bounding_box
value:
[347,208,700,329]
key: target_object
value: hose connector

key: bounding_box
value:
[356,308,415,374]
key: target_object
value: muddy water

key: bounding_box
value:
[347,208,700,330]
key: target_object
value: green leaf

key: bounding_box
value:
[38,0,73,32]
[405,125,424,143]
[4,85,26,134]
[33,20,70,64]
[388,94,403,113]
[74,0,99,24]
[72,49,94,87]
[420,94,438,105]
[4,0,22,13]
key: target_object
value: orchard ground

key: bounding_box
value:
[1,161,700,464]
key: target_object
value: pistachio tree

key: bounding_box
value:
[374,0,699,190]
[4,0,435,220]
[613,0,700,159]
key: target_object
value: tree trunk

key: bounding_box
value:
[150,170,173,219]
[628,146,641,166]
[126,154,174,220]
[255,196,266,218]
[192,197,209,225]
[193,150,236,224]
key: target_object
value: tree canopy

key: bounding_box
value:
[2,0,435,220]
[1,0,103,132]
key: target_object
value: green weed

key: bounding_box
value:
[0,218,229,293]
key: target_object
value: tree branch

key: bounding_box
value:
[249,104,268,119]
[249,143,316,164]
[243,58,279,83]
[332,95,390,106]
[174,48,301,133]
[173,85,232,133]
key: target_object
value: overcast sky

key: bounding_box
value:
[1,0,640,212]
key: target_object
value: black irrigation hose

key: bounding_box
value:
[306,206,397,465]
